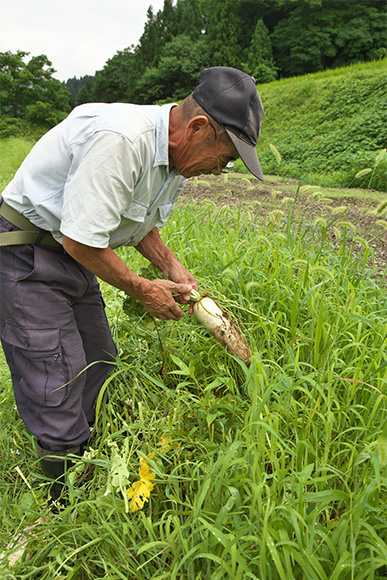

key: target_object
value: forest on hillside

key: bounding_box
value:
[71,0,386,105]
[0,0,386,131]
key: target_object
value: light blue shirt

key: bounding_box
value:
[2,103,187,248]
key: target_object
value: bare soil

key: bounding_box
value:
[181,174,387,278]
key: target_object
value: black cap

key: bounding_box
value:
[192,66,264,180]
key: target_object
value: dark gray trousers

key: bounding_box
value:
[0,212,117,451]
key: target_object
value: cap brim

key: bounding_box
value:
[227,130,264,181]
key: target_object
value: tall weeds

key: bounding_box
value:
[1,193,386,579]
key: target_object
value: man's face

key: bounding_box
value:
[174,120,239,179]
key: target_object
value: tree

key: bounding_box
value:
[0,50,72,126]
[76,78,95,105]
[96,0,207,104]
[332,2,387,65]
[205,0,246,68]
[174,0,207,40]
[25,101,62,127]
[93,47,135,102]
[66,75,95,103]
[271,0,387,77]
[134,6,164,72]
[271,1,337,76]
[158,0,176,45]
[245,19,277,83]
[134,34,209,103]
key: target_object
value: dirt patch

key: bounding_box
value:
[181,174,387,278]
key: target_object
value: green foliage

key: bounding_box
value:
[174,0,207,40]
[271,0,387,76]
[1,58,384,199]
[75,79,95,105]
[135,5,168,73]
[0,115,30,139]
[25,101,66,127]
[257,62,387,190]
[0,50,72,129]
[332,2,387,65]
[205,0,246,68]
[93,47,136,103]
[134,35,209,104]
[65,75,95,104]
[128,0,206,103]
[244,19,277,83]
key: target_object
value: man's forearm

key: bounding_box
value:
[62,236,150,298]
[62,235,192,320]
[135,227,175,273]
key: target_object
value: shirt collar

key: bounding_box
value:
[154,103,177,168]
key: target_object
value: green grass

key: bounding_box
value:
[0,138,35,191]
[0,122,386,577]
[258,58,387,88]
[1,192,386,578]
[250,59,387,191]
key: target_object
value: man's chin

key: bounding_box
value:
[186,169,206,178]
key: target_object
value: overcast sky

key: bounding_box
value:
[1,0,166,81]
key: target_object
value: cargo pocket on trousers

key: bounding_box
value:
[1,321,68,407]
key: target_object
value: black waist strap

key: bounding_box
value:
[0,201,61,247]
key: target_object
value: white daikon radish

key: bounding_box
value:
[190,290,251,366]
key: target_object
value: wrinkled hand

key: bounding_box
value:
[162,261,198,312]
[139,279,193,320]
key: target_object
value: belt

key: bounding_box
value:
[0,201,61,247]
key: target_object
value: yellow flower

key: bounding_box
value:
[127,456,155,513]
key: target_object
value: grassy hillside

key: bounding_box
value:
[239,60,387,191]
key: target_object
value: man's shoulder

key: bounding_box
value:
[72,102,153,129]
[66,102,175,155]
[91,103,170,143]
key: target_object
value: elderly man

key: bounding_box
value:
[0,66,264,505]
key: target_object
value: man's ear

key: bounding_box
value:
[185,115,210,142]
